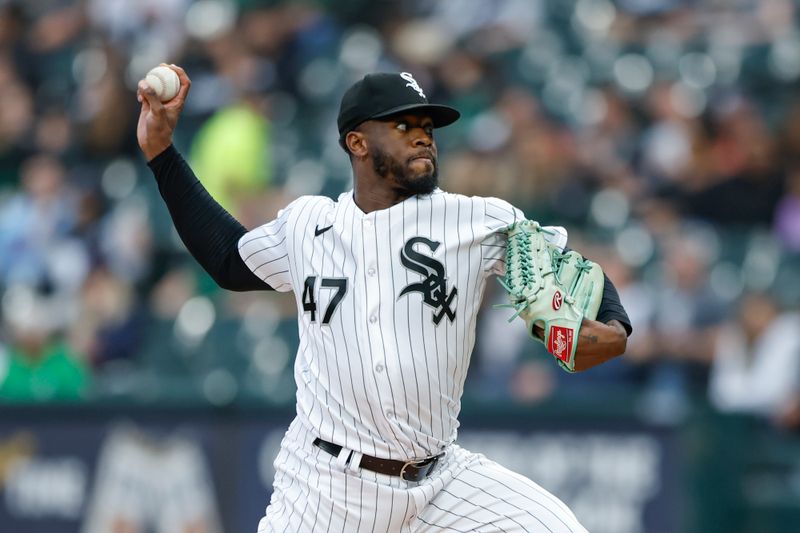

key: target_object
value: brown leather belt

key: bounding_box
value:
[313,438,444,482]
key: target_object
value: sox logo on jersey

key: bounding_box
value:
[398,236,457,325]
[241,191,588,532]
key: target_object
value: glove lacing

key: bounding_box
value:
[495,222,564,322]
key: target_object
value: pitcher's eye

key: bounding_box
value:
[396,122,408,132]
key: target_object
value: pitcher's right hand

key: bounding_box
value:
[137,64,191,161]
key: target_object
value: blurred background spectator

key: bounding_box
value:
[0,285,90,401]
[708,291,800,422]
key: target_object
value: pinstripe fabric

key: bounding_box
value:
[258,419,587,532]
[242,190,587,532]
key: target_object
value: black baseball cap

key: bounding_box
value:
[337,72,460,141]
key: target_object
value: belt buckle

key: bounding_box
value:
[400,453,442,482]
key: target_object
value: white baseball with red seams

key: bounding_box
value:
[145,66,180,102]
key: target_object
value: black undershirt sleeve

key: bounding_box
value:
[562,246,632,335]
[147,145,273,291]
[596,274,632,336]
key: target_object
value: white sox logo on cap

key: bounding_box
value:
[337,72,459,139]
[400,72,426,99]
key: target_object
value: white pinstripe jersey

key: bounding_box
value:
[238,189,524,461]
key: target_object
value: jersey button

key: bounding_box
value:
[375,363,384,373]
[369,315,377,324]
[367,268,375,276]
[364,219,373,227]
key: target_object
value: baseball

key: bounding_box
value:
[145,66,180,102]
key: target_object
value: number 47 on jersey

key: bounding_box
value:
[302,276,347,324]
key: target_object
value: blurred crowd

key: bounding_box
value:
[0,0,799,429]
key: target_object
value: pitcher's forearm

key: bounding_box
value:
[573,319,628,371]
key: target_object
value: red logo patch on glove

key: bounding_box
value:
[548,325,574,363]
[552,290,563,310]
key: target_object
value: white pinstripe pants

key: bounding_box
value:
[257,419,589,533]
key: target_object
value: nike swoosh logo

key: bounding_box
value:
[314,224,333,236]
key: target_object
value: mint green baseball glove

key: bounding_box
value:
[499,220,605,372]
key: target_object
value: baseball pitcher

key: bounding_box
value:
[137,66,632,532]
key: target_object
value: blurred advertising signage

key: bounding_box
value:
[0,411,677,533]
[1,431,87,521]
[0,417,231,533]
[458,429,676,533]
[80,424,223,533]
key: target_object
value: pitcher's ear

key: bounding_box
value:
[346,130,368,159]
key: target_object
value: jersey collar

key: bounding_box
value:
[342,188,443,218]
